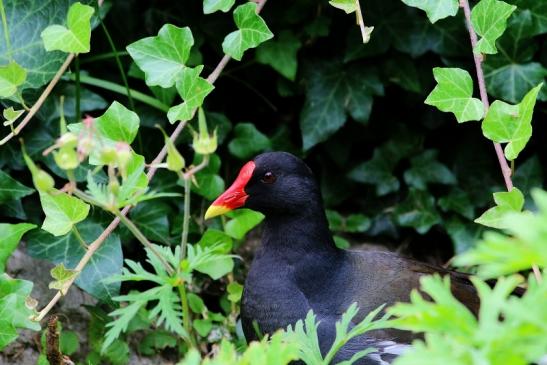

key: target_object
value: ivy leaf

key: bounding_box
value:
[95,101,140,144]
[0,274,40,350]
[26,221,122,300]
[509,0,547,36]
[300,61,384,150]
[227,282,243,303]
[401,0,459,23]
[329,0,357,14]
[394,189,441,234]
[256,31,302,81]
[471,0,516,54]
[0,170,34,204]
[474,188,524,228]
[130,201,172,245]
[404,150,456,189]
[225,209,264,240]
[481,83,542,160]
[48,263,78,295]
[203,0,235,14]
[39,191,90,236]
[41,2,95,53]
[127,25,194,88]
[3,107,25,126]
[438,189,475,219]
[425,67,484,123]
[191,155,225,201]
[222,3,274,61]
[167,66,214,123]
[228,123,271,160]
[0,61,26,98]
[0,223,36,273]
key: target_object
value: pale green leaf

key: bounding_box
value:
[256,31,301,80]
[225,209,264,239]
[481,83,542,160]
[41,2,95,53]
[401,0,459,23]
[425,67,484,123]
[2,107,24,126]
[203,0,235,14]
[39,190,90,236]
[329,0,357,14]
[0,61,26,98]
[127,25,194,88]
[0,223,36,273]
[167,65,214,123]
[95,101,140,144]
[474,187,524,228]
[222,3,274,61]
[471,0,516,54]
[48,263,78,294]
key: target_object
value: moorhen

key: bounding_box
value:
[205,152,479,364]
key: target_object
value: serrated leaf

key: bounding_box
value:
[167,65,214,123]
[474,188,524,228]
[26,221,122,300]
[394,189,441,234]
[39,190,90,236]
[0,169,34,204]
[49,263,78,295]
[0,274,40,350]
[203,0,235,14]
[0,61,26,98]
[329,0,357,14]
[482,83,542,160]
[0,223,36,273]
[401,0,459,23]
[3,107,24,126]
[222,3,273,61]
[256,31,301,81]
[300,61,384,149]
[471,0,516,54]
[127,24,194,88]
[227,123,271,160]
[41,2,94,53]
[404,150,456,189]
[425,67,484,123]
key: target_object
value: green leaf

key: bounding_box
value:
[425,67,484,123]
[193,319,212,337]
[60,330,79,356]
[474,187,524,228]
[471,0,516,54]
[227,282,243,303]
[509,0,547,36]
[138,331,177,355]
[438,189,475,219]
[256,31,301,81]
[167,65,214,123]
[0,223,36,273]
[401,0,459,23]
[404,150,456,189]
[191,154,225,201]
[188,293,206,313]
[3,107,24,126]
[300,61,384,149]
[222,3,274,61]
[0,61,26,98]
[0,274,40,350]
[48,263,78,295]
[225,209,264,240]
[127,24,194,88]
[228,123,271,160]
[329,0,357,14]
[394,189,441,234]
[481,83,542,160]
[39,190,90,236]
[94,101,140,144]
[0,170,34,204]
[203,0,235,14]
[130,201,172,245]
[194,229,234,280]
[26,221,122,300]
[41,2,95,53]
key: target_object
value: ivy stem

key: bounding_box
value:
[0,0,12,61]
[71,226,88,249]
[460,0,541,282]
[113,209,175,275]
[74,55,81,119]
[179,172,191,260]
[0,53,75,145]
[460,0,513,192]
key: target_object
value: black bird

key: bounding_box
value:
[205,152,479,364]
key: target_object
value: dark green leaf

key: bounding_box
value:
[0,169,34,204]
[228,123,271,159]
[256,31,301,80]
[394,189,441,234]
[404,150,457,189]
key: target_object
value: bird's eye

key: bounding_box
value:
[261,171,276,184]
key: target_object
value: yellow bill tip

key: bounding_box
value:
[204,204,232,220]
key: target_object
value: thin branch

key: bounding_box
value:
[460,0,513,191]
[0,53,75,145]
[35,0,269,321]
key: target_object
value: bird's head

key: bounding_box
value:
[204,152,321,219]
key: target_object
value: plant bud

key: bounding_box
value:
[108,178,120,195]
[192,108,217,155]
[78,136,95,158]
[99,146,117,165]
[54,146,79,170]
[57,132,78,148]
[156,124,185,171]
[116,142,132,179]
[34,169,55,192]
